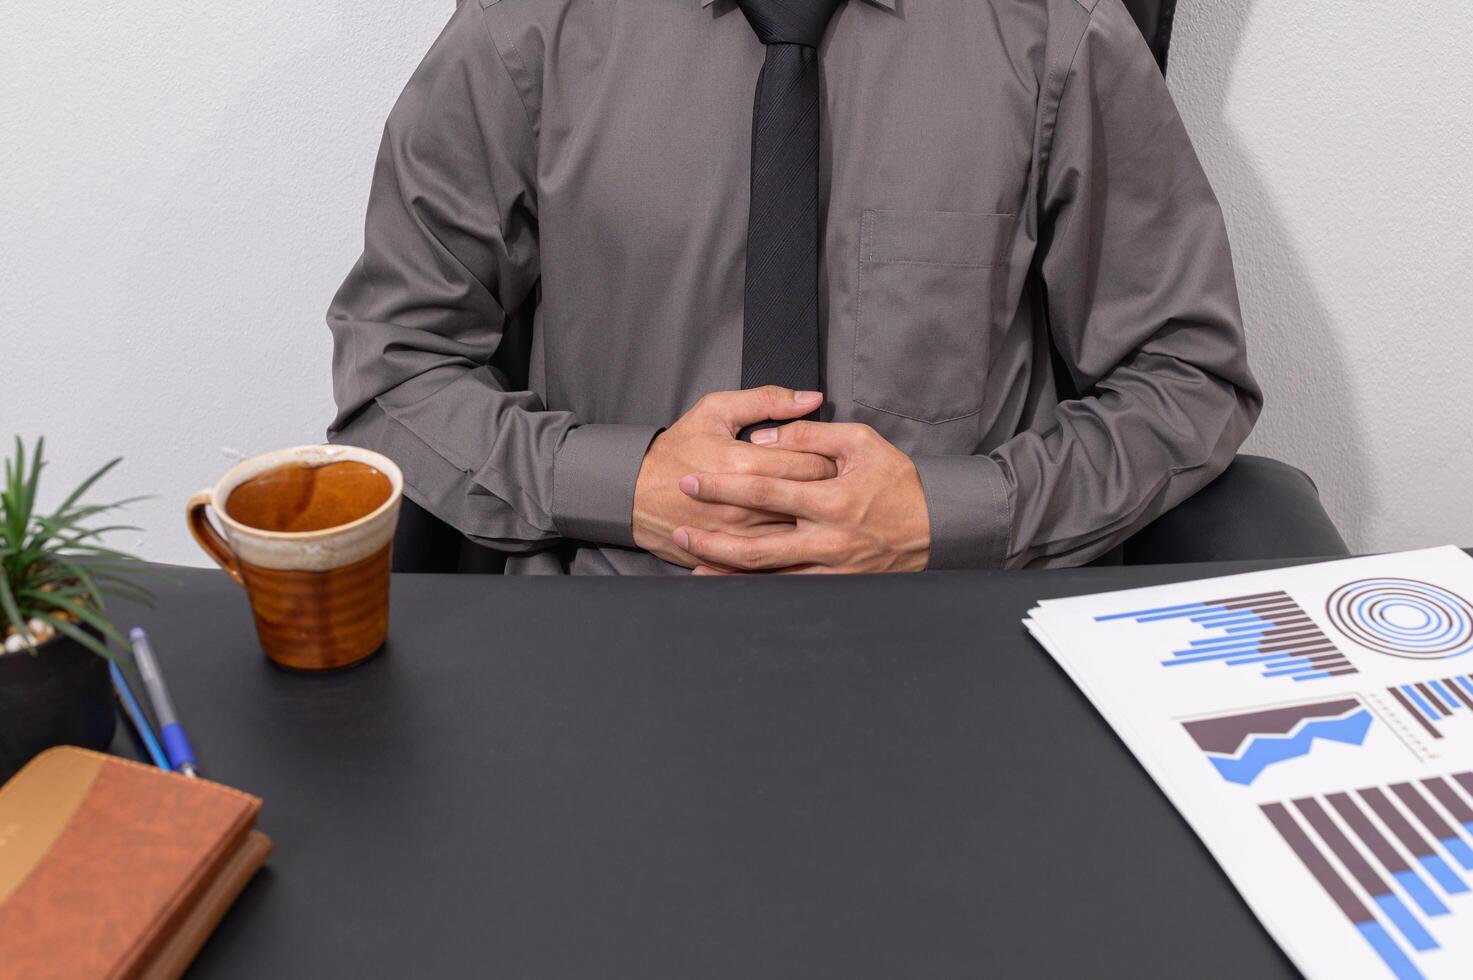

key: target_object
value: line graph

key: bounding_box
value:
[1182,699,1373,786]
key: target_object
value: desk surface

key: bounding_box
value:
[112,561,1314,979]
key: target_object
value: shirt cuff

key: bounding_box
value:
[911,455,1012,570]
[551,423,662,548]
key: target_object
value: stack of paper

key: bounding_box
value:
[1026,546,1473,980]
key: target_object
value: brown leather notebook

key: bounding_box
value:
[0,746,271,979]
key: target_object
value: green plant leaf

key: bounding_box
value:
[0,571,35,652]
[48,556,107,612]
[20,437,44,532]
[35,612,116,662]
[46,454,121,523]
[48,542,143,564]
[46,497,151,526]
[30,592,128,647]
[2,438,150,660]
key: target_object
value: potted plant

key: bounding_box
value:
[0,437,151,780]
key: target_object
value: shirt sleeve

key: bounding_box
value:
[917,0,1262,569]
[325,2,658,553]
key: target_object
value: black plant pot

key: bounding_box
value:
[0,627,116,782]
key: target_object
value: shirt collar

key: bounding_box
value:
[700,0,897,11]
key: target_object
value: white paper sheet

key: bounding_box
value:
[1025,546,1473,979]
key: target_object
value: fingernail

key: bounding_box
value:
[751,428,778,446]
[673,528,690,550]
[679,475,700,496]
[795,390,822,404]
[692,566,712,576]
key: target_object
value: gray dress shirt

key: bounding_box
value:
[327,0,1261,575]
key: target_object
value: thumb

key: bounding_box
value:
[708,386,822,433]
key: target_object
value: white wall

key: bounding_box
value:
[1171,0,1473,553]
[2,0,1470,566]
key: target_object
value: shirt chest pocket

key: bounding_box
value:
[853,209,1015,423]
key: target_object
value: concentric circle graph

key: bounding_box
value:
[1325,578,1473,660]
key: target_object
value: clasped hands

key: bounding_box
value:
[633,387,931,574]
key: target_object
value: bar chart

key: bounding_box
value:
[1263,774,1473,979]
[1096,590,1357,682]
[1389,674,1473,740]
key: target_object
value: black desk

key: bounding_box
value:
[112,562,1310,979]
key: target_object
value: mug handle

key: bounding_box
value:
[186,491,245,587]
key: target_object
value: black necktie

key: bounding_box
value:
[735,0,846,440]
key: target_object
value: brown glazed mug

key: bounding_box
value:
[186,445,403,671]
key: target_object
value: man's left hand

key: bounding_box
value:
[672,421,931,574]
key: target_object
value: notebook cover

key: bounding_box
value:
[137,831,271,980]
[0,746,269,980]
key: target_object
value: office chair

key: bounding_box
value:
[1110,0,1347,563]
[388,0,1349,573]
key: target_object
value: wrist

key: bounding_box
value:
[896,467,932,572]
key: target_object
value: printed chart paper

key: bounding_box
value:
[1025,546,1473,979]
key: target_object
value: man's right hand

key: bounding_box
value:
[634,388,835,568]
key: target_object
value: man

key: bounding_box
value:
[327,0,1260,576]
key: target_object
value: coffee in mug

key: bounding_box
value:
[186,445,403,671]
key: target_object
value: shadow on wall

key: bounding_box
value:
[1168,0,1375,550]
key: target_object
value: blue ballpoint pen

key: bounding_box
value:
[109,661,171,772]
[129,627,199,778]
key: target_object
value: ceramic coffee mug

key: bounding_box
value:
[186,445,403,671]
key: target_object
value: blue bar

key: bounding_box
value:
[1262,659,1315,676]
[1430,680,1463,712]
[1440,836,1473,870]
[1178,637,1268,654]
[1188,633,1266,647]
[1225,622,1273,634]
[1095,601,1210,622]
[1189,611,1263,626]
[1393,869,1450,917]
[1355,920,1426,980]
[1374,893,1438,952]
[1290,670,1335,682]
[1225,652,1298,666]
[1455,676,1473,700]
[1262,655,1322,667]
[1403,686,1442,720]
[1418,854,1468,894]
[1161,649,1264,667]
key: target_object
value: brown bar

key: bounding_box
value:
[1392,782,1458,841]
[1361,787,1438,859]
[1262,803,1374,923]
[1390,687,1444,740]
[1447,678,1473,712]
[1295,797,1392,897]
[1260,624,1328,639]
[1257,639,1338,655]
[1455,773,1473,800]
[1257,615,1311,628]
[1417,683,1453,714]
[1328,792,1414,875]
[1217,591,1292,608]
[1423,778,1473,825]
[1239,601,1302,616]
[1326,667,1360,677]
